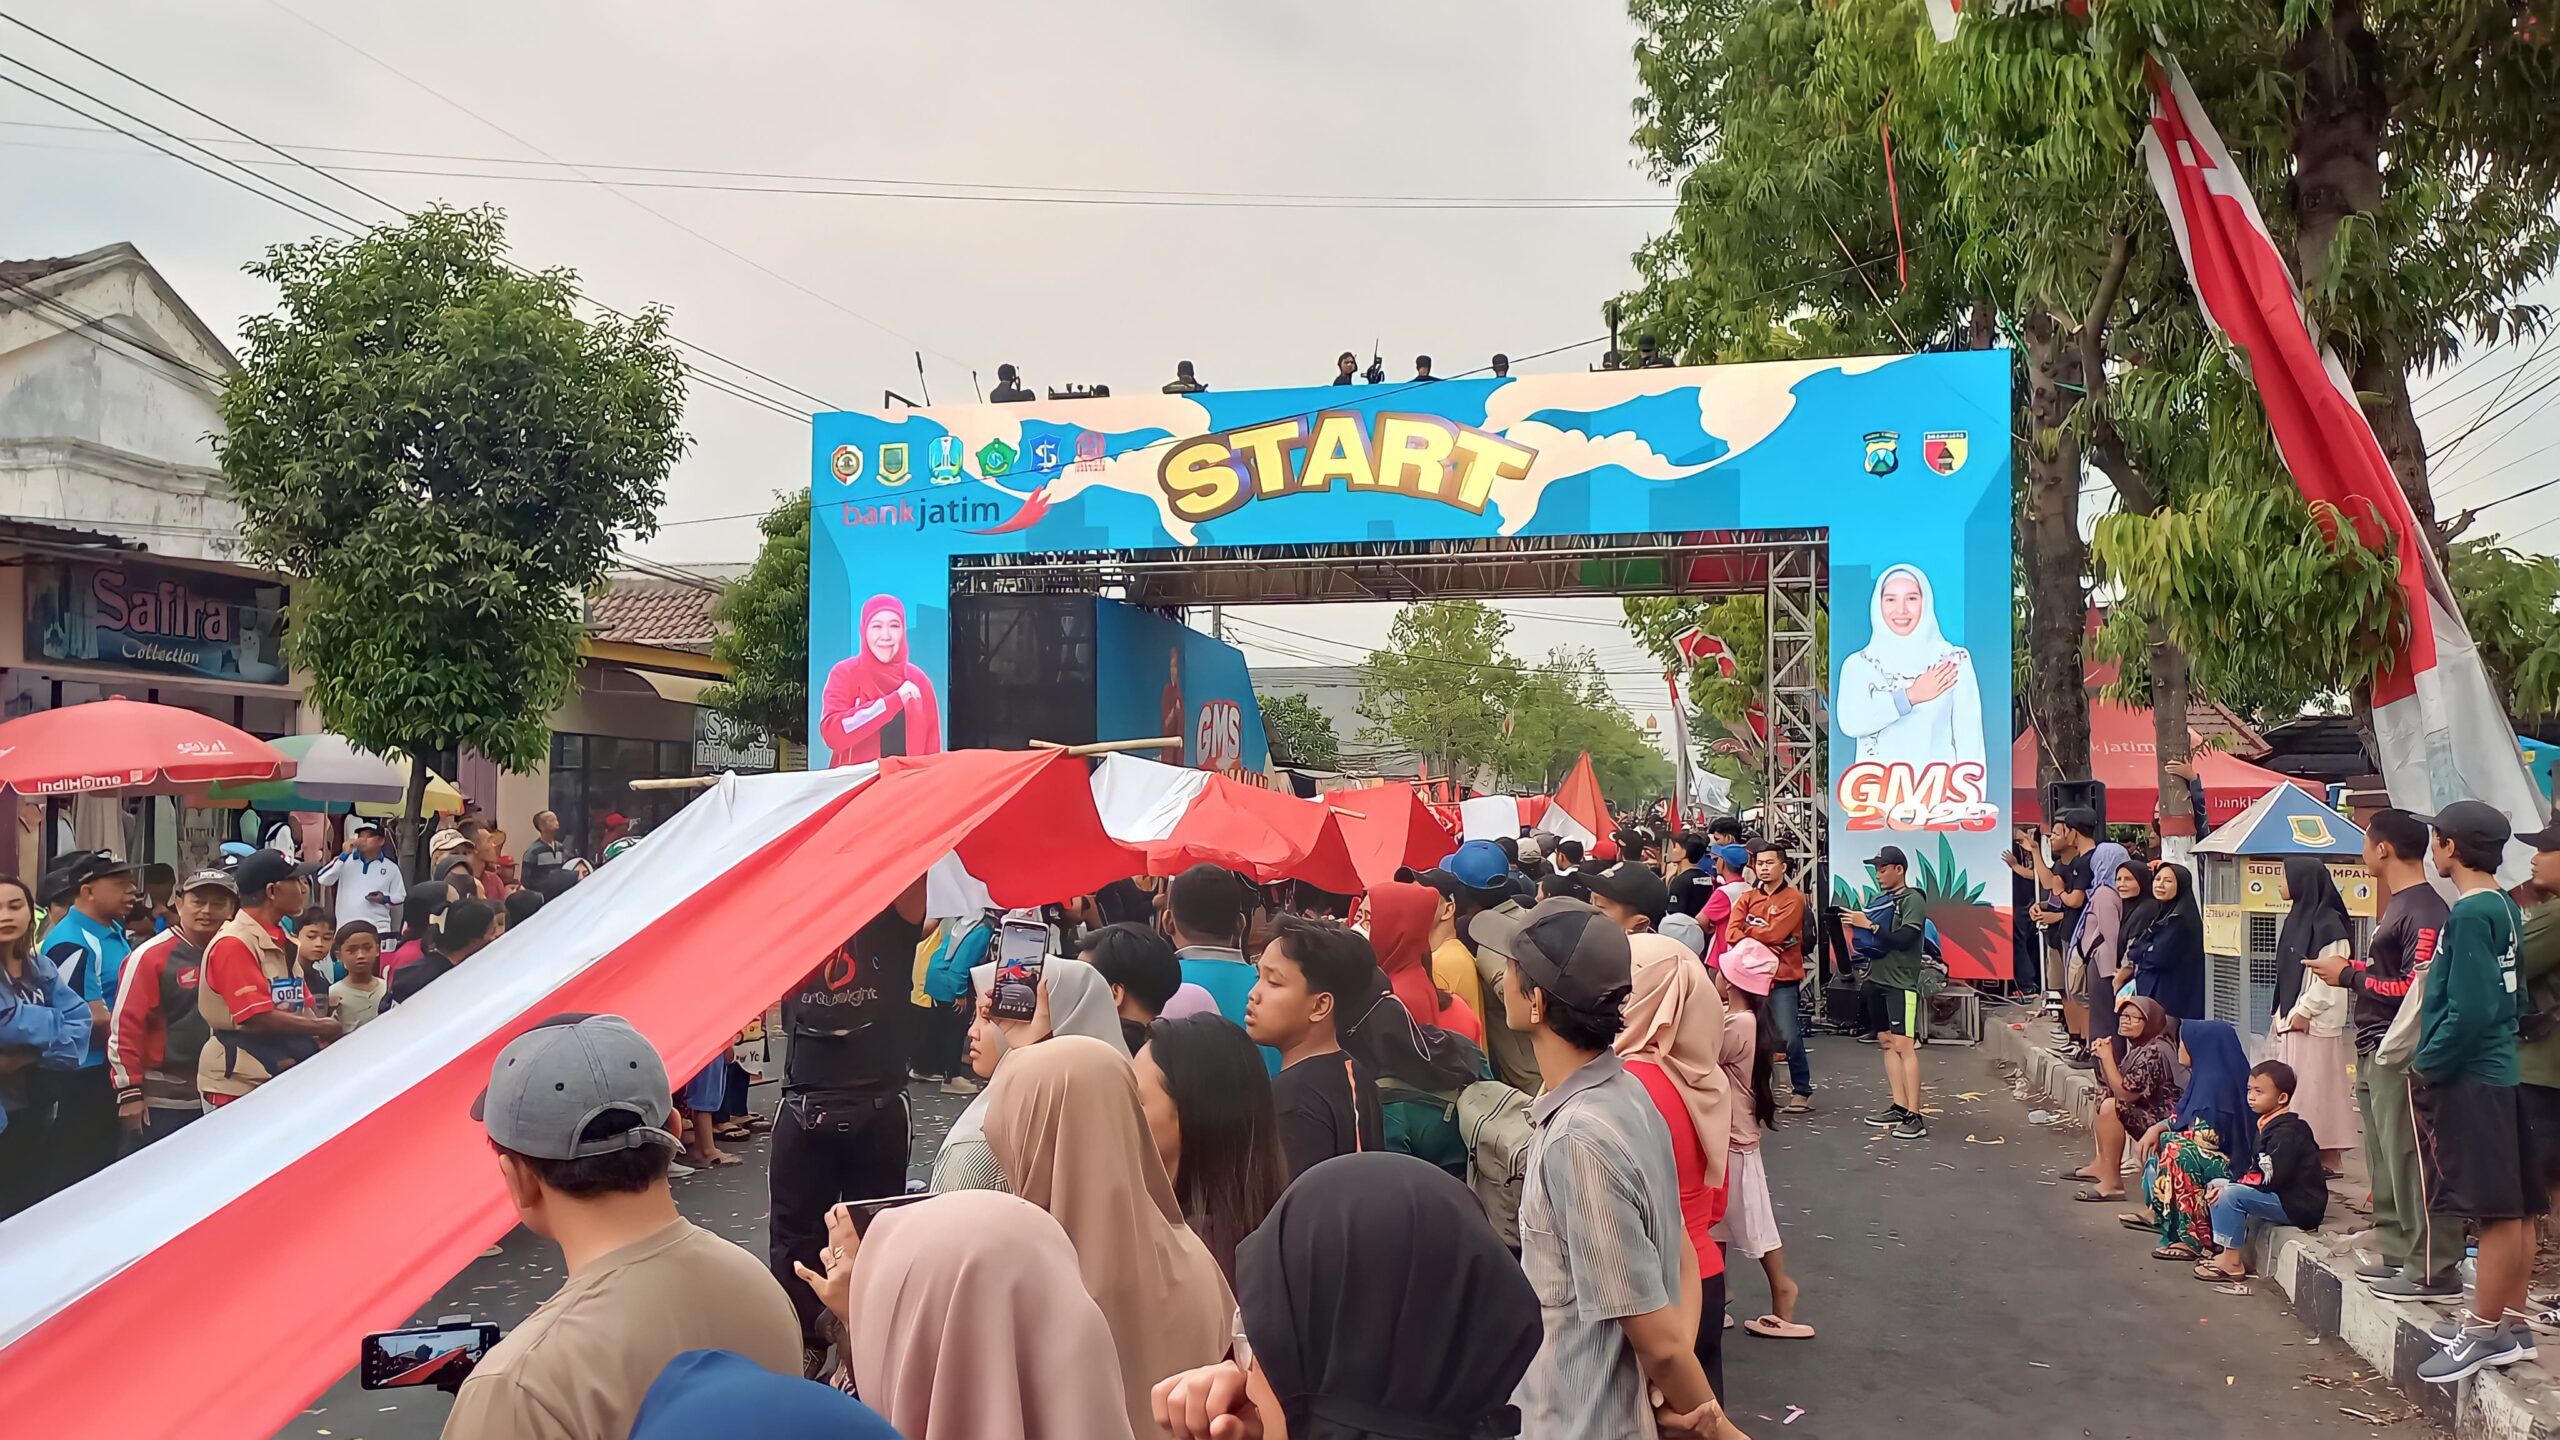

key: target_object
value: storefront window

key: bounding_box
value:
[548,731,696,860]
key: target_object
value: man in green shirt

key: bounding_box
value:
[2412,801,2541,1385]
[1844,845,1930,1140]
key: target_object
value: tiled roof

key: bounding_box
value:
[586,574,724,655]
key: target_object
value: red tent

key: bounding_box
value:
[1322,781,1459,888]
[2013,709,2320,829]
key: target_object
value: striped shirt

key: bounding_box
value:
[1511,1051,1684,1440]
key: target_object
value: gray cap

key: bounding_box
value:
[2416,799,2512,850]
[473,1014,679,1160]
[1474,896,1633,1010]
[178,868,238,896]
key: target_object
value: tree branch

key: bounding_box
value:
[2077,230,2134,415]
[2090,418,2160,516]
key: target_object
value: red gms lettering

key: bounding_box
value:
[1836,760,1999,832]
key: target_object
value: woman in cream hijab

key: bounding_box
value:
[843,1189,1136,1440]
[985,1035,1235,1435]
[928,955,1129,1194]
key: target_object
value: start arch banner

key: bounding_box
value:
[810,353,2015,977]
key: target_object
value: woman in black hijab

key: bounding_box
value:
[2126,862,2206,1020]
[1152,1152,1541,1440]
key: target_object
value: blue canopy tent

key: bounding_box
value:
[2196,786,2369,1035]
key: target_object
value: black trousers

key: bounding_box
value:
[768,1089,911,1345]
[41,1066,118,1196]
[0,1105,50,1221]
[1694,1263,1728,1407]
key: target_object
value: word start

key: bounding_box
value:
[1155,411,1537,524]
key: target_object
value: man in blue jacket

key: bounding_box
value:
[38,849,136,1193]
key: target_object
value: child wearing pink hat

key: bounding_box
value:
[1711,939,1814,1339]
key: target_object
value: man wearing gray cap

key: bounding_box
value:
[442,1014,800,1440]
[1481,897,1723,1438]
[106,869,236,1147]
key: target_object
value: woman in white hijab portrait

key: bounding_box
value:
[1838,563,1985,770]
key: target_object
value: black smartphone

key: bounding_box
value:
[989,912,1047,1022]
[360,1321,500,1390]
[840,1192,934,1237]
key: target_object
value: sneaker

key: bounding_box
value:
[802,1344,834,1381]
[2420,1323,2534,1383]
[1854,1033,1879,1045]
[1781,1091,1812,1114]
[1890,1114,1928,1140]
[1865,1104,1909,1128]
[668,1160,697,1177]
[2353,1260,2402,1281]
[939,1074,983,1096]
[2370,1273,2464,1303]
[2427,1316,2535,1351]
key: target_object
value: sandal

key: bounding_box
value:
[2117,1213,2156,1231]
[1744,1315,1817,1339]
[2194,1261,2250,1282]
[715,1124,755,1142]
[2152,1243,2202,1261]
[2071,1188,2126,1202]
[2059,1168,2100,1183]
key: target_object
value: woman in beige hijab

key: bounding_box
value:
[844,1189,1136,1440]
[985,1035,1235,1434]
[928,955,1129,1194]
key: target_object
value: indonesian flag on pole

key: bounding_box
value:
[1538,752,1616,861]
[1665,668,1706,831]
[2143,55,2545,856]
[0,749,1145,1440]
[1091,753,1366,893]
[1671,627,1737,678]
[1322,780,1461,887]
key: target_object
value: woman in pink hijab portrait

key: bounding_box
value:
[820,595,943,766]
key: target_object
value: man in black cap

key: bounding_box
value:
[1482,897,1721,1439]
[198,850,340,1109]
[1844,845,1930,1138]
[2410,801,2543,1383]
[108,868,236,1147]
[1584,858,1671,936]
[36,848,138,1188]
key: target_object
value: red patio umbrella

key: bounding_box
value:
[1322,780,1460,888]
[0,697,296,797]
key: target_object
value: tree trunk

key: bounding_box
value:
[2285,1,2442,564]
[2020,313,2091,794]
[402,752,431,878]
[2149,618,2197,864]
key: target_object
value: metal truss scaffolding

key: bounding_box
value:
[1762,539,1828,937]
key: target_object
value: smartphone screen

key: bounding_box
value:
[990,915,1047,1022]
[360,1322,500,1389]
[840,1192,934,1237]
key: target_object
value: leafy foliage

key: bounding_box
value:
[1829,832,1983,909]
[703,492,812,745]
[1621,594,1828,779]
[1500,648,1675,800]
[217,206,686,788]
[2091,486,2407,723]
[1259,692,1341,769]
[2446,538,2560,721]
[1357,601,1519,785]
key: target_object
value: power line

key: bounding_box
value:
[0,273,233,386]
[0,120,1677,211]
[0,16,840,422]
[251,0,972,378]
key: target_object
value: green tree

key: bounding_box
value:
[2447,537,2560,722]
[1357,601,1521,785]
[1498,647,1673,799]
[1258,692,1341,769]
[217,205,687,863]
[703,492,811,746]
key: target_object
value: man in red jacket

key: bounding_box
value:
[108,869,238,1146]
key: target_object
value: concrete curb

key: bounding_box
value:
[1985,1021,2560,1439]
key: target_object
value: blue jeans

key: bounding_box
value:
[2208,1182,2294,1250]
[1768,979,1812,1096]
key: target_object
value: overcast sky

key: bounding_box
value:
[6,0,2555,742]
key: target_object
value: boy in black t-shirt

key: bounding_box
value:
[2199,1060,2326,1280]
[1248,912,1386,1179]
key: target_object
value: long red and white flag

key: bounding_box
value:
[0,748,1143,1440]
[2142,55,2545,854]
[1090,752,1367,893]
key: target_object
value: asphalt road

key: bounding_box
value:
[278,1041,2430,1440]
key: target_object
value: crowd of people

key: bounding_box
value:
[2035,799,2560,1386]
[310,810,1844,1440]
[0,807,615,1221]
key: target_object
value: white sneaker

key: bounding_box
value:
[668,1160,698,1177]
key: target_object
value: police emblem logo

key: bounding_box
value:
[1863,430,1899,476]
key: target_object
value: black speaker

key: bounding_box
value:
[2044,778,2107,832]
[947,594,1097,752]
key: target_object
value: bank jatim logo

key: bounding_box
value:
[1838,760,1998,831]
[1194,700,1244,774]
